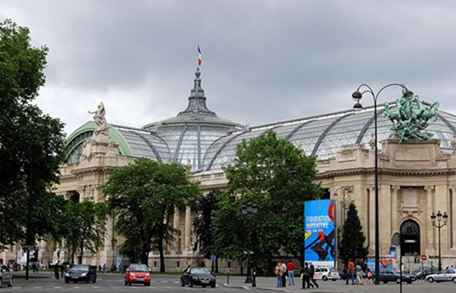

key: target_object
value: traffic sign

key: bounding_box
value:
[421,255,427,261]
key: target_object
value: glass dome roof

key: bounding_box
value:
[202,104,456,172]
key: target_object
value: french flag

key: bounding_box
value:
[197,45,203,66]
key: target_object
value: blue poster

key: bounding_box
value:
[304,199,336,267]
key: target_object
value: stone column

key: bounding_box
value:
[184,206,192,255]
[435,185,449,256]
[369,186,375,255]
[380,184,392,256]
[391,185,400,234]
[173,206,181,254]
[424,186,436,256]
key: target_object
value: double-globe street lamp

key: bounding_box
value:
[430,210,448,272]
[351,83,413,284]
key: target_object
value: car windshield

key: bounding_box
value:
[71,265,88,272]
[191,267,210,274]
[129,264,148,272]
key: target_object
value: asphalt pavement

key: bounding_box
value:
[2,272,456,293]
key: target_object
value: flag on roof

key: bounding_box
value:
[197,45,203,66]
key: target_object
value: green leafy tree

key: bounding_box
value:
[212,131,321,273]
[104,159,200,272]
[64,200,107,264]
[339,203,368,264]
[0,19,65,251]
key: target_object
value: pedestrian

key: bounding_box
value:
[347,259,356,285]
[309,264,319,288]
[366,268,373,285]
[287,260,296,286]
[356,264,363,285]
[280,260,287,288]
[54,262,60,280]
[275,262,282,288]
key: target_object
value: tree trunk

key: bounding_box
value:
[158,234,165,273]
[78,239,84,264]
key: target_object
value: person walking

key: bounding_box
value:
[356,264,363,285]
[347,259,356,285]
[302,262,312,288]
[309,264,319,288]
[275,262,283,288]
[54,262,60,280]
[280,261,287,288]
[287,260,296,286]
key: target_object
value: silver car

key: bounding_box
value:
[425,268,456,283]
[0,265,13,288]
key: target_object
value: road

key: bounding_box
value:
[2,273,456,293]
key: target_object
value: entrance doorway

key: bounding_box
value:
[400,220,420,256]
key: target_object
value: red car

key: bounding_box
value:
[124,264,151,286]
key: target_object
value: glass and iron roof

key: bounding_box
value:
[64,66,456,173]
[201,104,456,172]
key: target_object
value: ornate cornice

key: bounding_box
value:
[316,167,456,180]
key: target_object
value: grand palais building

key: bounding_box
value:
[2,68,456,271]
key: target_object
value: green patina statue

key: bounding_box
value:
[384,92,439,142]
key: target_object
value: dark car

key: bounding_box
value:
[375,271,415,284]
[64,265,97,283]
[415,268,435,280]
[124,264,151,286]
[0,265,13,288]
[181,267,216,288]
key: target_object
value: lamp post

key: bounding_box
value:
[351,83,413,284]
[241,204,258,284]
[430,210,448,271]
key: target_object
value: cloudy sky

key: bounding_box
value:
[1,0,455,135]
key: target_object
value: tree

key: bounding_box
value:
[0,19,65,255]
[339,203,368,265]
[193,191,219,271]
[63,200,106,264]
[103,159,200,272]
[212,131,321,273]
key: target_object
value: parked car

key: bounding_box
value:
[375,271,415,284]
[181,266,216,288]
[124,264,151,286]
[0,265,13,288]
[414,268,435,280]
[425,269,456,283]
[312,267,339,281]
[64,265,97,283]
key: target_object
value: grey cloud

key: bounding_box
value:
[1,0,455,133]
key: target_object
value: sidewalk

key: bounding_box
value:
[222,275,341,292]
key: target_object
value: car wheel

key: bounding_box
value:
[427,277,434,283]
[211,282,216,288]
[202,285,206,288]
[452,277,456,283]
[181,280,185,287]
[322,276,328,281]
[189,281,193,287]
[124,280,128,286]
[144,282,150,287]
[396,278,401,284]
[65,278,69,284]
[383,281,388,284]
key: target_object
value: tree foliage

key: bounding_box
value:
[63,200,107,264]
[103,159,200,271]
[0,19,65,247]
[338,203,368,264]
[193,191,218,258]
[212,131,321,272]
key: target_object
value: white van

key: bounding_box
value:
[314,267,340,281]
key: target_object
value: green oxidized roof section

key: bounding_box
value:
[64,121,132,160]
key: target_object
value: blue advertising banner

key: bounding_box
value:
[304,199,336,268]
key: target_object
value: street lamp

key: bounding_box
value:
[241,204,258,284]
[430,210,448,271]
[351,83,413,284]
